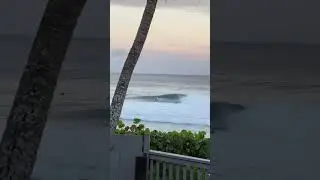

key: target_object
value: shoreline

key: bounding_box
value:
[121,119,210,137]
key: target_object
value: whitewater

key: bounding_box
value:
[110,73,210,134]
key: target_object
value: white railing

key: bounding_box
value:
[146,150,211,180]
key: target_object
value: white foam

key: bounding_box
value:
[110,74,210,128]
[111,91,209,125]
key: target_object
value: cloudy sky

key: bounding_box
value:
[110,0,210,75]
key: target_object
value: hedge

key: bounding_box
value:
[115,118,209,159]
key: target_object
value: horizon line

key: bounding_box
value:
[0,34,110,40]
[111,72,210,77]
[4,34,320,46]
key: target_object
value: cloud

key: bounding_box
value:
[110,0,210,9]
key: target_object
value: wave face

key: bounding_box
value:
[126,93,187,104]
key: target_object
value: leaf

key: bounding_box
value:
[133,118,141,124]
[116,118,209,158]
[118,121,125,128]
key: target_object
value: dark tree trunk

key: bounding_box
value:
[0,0,87,179]
[110,0,158,130]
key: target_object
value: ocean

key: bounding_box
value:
[212,43,320,180]
[212,43,320,105]
[2,35,320,178]
[211,43,320,138]
[110,73,210,135]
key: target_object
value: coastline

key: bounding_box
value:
[121,119,210,137]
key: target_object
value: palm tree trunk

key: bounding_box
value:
[110,0,158,130]
[0,0,87,179]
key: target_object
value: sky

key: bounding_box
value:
[212,0,320,43]
[110,0,210,75]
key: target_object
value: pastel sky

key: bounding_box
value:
[110,0,210,75]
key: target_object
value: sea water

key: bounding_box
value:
[110,73,210,134]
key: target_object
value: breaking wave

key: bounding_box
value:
[126,93,187,104]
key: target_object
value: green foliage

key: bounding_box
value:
[115,118,209,159]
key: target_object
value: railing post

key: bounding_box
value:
[143,135,150,180]
[143,135,150,153]
[135,156,148,180]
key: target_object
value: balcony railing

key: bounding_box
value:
[146,150,211,180]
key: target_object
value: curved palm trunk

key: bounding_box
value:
[0,0,87,179]
[110,0,158,130]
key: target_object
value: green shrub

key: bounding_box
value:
[115,118,209,159]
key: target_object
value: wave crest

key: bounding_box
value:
[126,93,187,104]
